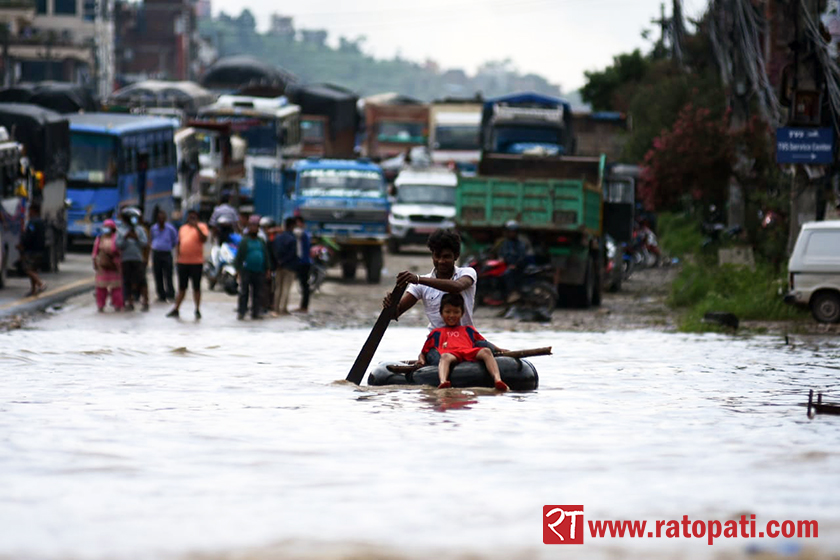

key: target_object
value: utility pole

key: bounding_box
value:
[1,23,10,88]
[651,3,670,55]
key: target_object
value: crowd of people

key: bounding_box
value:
[91,198,312,321]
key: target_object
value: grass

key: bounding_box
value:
[657,212,810,332]
[657,212,706,259]
[669,261,808,332]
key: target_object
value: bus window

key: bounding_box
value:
[152,138,161,169]
[70,133,118,184]
[121,136,136,174]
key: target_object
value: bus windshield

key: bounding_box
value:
[434,125,480,150]
[299,169,384,198]
[69,133,118,185]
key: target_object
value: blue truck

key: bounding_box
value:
[479,92,574,156]
[254,158,390,283]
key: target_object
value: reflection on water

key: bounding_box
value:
[1,300,840,559]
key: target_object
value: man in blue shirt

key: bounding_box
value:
[293,216,312,313]
[233,215,271,320]
[150,209,179,302]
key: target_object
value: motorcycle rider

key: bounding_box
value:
[493,220,534,302]
[208,215,239,288]
[208,192,239,243]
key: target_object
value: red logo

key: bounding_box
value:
[544,505,585,544]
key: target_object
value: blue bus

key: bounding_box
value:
[66,113,177,241]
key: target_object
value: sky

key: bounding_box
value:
[212,0,708,92]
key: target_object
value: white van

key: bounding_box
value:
[388,168,457,253]
[784,220,840,323]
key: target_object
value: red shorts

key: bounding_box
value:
[440,347,484,362]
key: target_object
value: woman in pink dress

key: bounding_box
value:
[92,219,124,312]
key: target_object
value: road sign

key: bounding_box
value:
[776,127,835,165]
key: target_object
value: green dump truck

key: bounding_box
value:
[456,152,606,307]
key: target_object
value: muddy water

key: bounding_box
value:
[1,299,839,559]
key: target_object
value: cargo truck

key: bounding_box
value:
[360,93,429,160]
[429,99,482,173]
[0,103,69,273]
[253,158,389,283]
[457,93,606,307]
[286,84,359,158]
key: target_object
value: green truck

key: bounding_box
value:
[456,152,606,307]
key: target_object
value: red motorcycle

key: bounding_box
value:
[466,254,558,313]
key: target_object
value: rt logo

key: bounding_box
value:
[543,505,585,544]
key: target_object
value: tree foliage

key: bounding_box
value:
[638,103,732,211]
[580,49,649,112]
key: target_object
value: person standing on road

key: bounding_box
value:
[17,203,47,296]
[116,207,150,312]
[92,219,123,312]
[167,210,209,320]
[234,215,271,320]
[293,216,311,313]
[271,217,298,316]
[150,210,178,302]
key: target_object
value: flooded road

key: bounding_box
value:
[2,295,839,559]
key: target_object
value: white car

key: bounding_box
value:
[388,168,457,253]
[784,220,840,323]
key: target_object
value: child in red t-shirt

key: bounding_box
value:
[419,293,509,391]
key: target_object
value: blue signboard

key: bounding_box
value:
[776,127,835,164]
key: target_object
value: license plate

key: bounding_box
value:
[415,227,435,234]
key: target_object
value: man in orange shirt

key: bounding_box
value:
[167,210,209,320]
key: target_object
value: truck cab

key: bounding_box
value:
[389,167,457,253]
[188,121,246,219]
[480,93,574,156]
[254,158,390,283]
[429,100,482,173]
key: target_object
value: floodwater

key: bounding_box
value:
[2,298,839,560]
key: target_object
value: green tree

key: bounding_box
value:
[581,49,649,112]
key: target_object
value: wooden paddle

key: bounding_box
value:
[385,346,553,374]
[345,280,408,385]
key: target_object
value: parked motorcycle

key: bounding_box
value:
[204,232,241,295]
[308,237,340,292]
[466,254,558,313]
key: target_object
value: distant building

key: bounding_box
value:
[0,0,114,96]
[115,0,197,83]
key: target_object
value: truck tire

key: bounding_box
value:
[0,245,6,289]
[811,291,840,323]
[571,257,595,308]
[50,240,59,273]
[591,257,602,306]
[342,261,357,280]
[366,245,383,284]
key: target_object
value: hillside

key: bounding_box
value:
[199,11,564,101]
